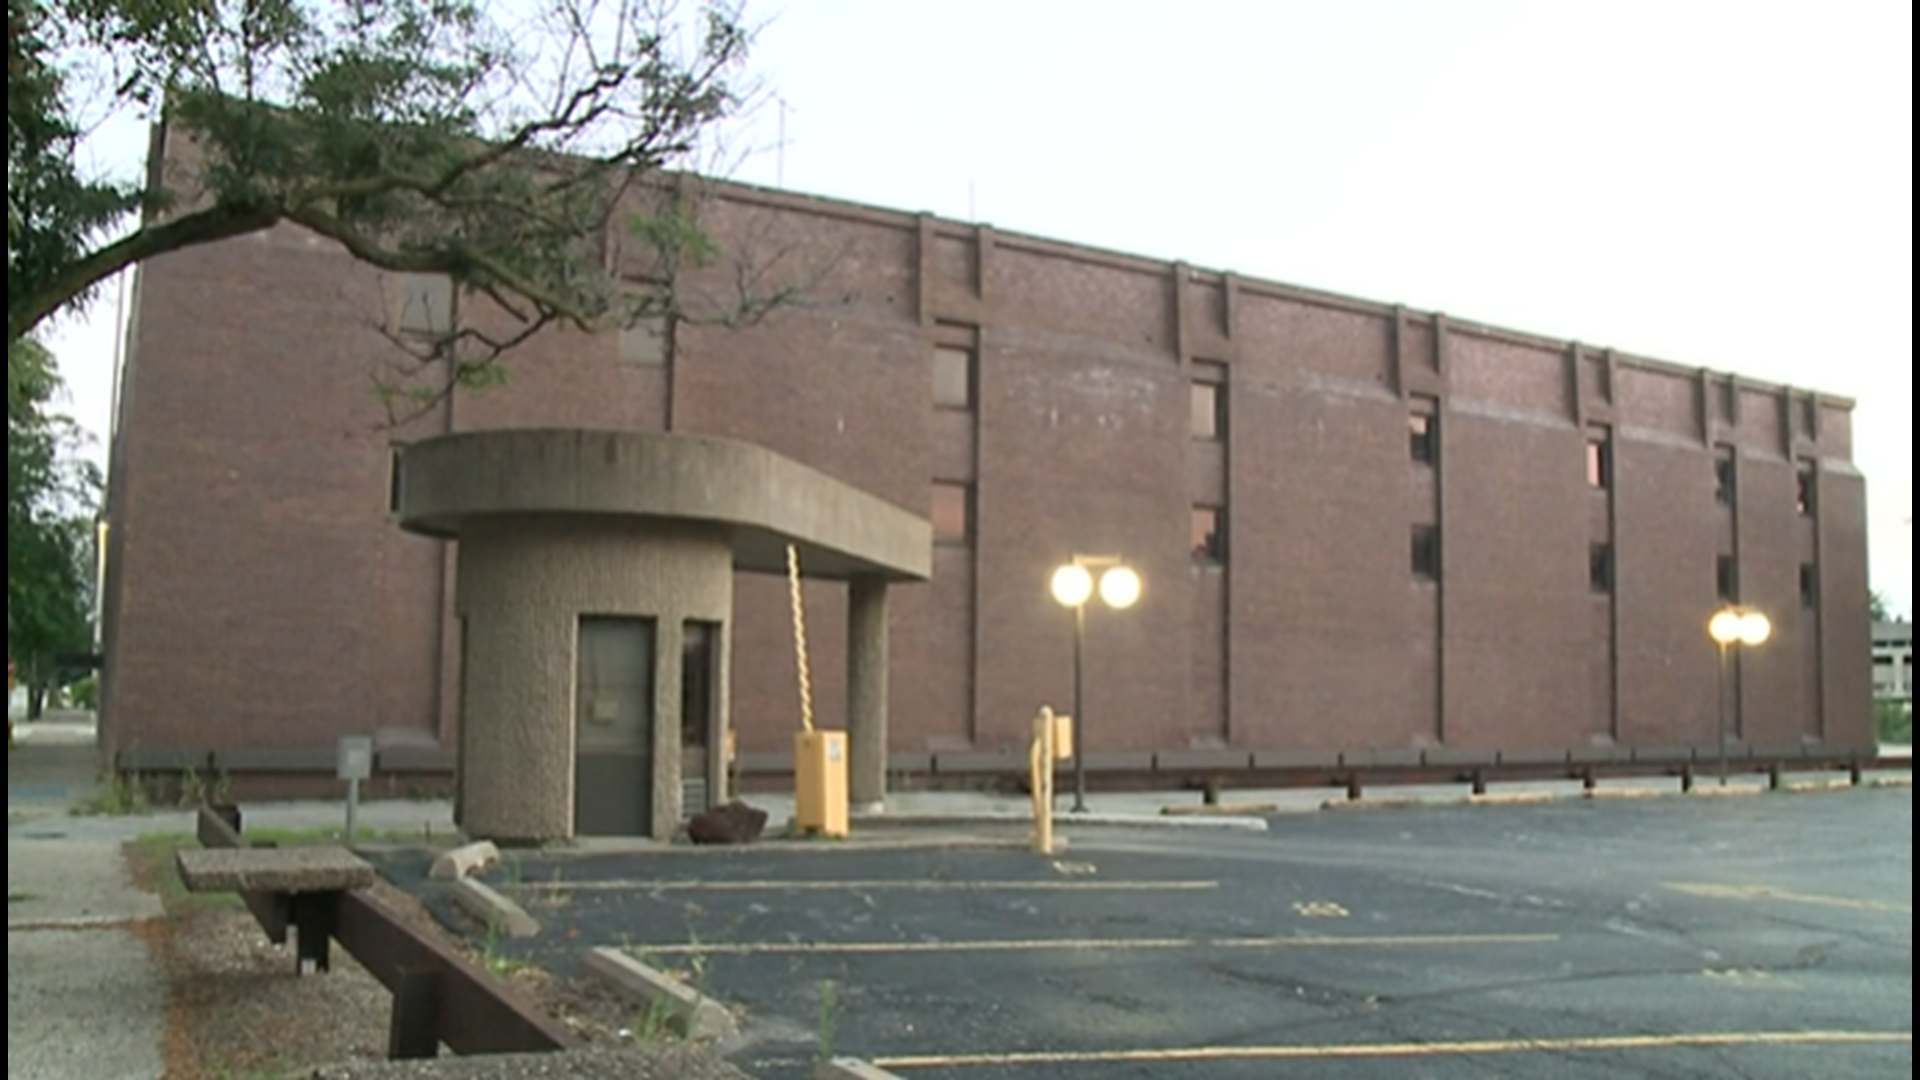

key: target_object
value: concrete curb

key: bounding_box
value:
[429,839,500,880]
[1870,775,1913,788]
[1466,791,1559,805]
[1159,802,1279,817]
[854,811,1268,832]
[813,1057,906,1080]
[581,947,737,1041]
[448,877,540,939]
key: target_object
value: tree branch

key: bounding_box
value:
[284,203,597,330]
[9,200,281,342]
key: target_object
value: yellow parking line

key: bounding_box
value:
[1666,883,1912,915]
[634,932,1556,956]
[873,1029,1912,1069]
[535,878,1218,893]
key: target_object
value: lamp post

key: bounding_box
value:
[1707,606,1772,785]
[1048,556,1142,813]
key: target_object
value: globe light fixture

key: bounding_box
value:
[1049,555,1143,812]
[1707,605,1772,785]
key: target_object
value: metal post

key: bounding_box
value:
[1728,634,1743,787]
[1071,602,1088,813]
[345,776,360,845]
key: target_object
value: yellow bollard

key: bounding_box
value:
[1031,706,1071,854]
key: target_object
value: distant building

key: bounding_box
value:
[1873,621,1913,707]
[96,125,1877,812]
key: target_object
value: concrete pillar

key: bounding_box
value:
[847,575,890,811]
[455,517,731,843]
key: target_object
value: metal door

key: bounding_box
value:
[573,616,654,836]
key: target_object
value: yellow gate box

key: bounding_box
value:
[793,729,849,837]
[1043,712,1073,761]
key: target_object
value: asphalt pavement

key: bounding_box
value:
[401,786,1914,1080]
[9,712,1913,1080]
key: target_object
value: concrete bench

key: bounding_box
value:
[176,845,374,973]
[189,805,576,1059]
[175,847,375,895]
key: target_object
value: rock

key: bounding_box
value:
[685,800,767,845]
[428,840,500,880]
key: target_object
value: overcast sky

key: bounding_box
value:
[42,0,1913,616]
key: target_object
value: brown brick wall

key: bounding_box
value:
[100,173,1877,778]
[1229,356,1414,749]
[1615,433,1721,747]
[1443,403,1594,750]
[970,251,1189,753]
[1818,465,1873,744]
[105,229,446,753]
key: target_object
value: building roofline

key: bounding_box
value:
[697,173,1856,410]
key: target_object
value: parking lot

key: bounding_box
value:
[390,789,1912,1078]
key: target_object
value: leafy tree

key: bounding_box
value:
[7,336,100,717]
[8,0,769,394]
[1867,590,1891,623]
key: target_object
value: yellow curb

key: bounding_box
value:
[1318,797,1433,812]
[1582,789,1668,801]
[1871,776,1913,788]
[1780,779,1853,793]
[1685,786,1764,797]
[1159,802,1279,817]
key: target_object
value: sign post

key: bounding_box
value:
[336,736,373,843]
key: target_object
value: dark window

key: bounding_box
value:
[619,314,668,366]
[387,447,404,513]
[1411,525,1440,580]
[1409,396,1438,463]
[1586,431,1612,489]
[931,482,972,544]
[1716,554,1738,602]
[1795,460,1816,516]
[1714,447,1736,507]
[398,273,453,335]
[1799,563,1818,609]
[1589,542,1614,594]
[1191,506,1225,564]
[1409,413,1436,463]
[1190,380,1222,440]
[681,620,718,754]
[933,346,974,409]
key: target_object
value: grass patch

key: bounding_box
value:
[8,891,39,904]
[123,825,421,918]
[71,773,152,817]
[478,923,531,977]
[125,833,240,916]
[815,978,838,1060]
[625,994,680,1045]
[234,824,421,847]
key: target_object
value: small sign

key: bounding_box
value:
[336,735,374,781]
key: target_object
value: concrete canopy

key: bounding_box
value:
[397,428,932,581]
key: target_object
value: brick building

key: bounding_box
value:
[1873,621,1912,708]
[97,134,1876,799]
